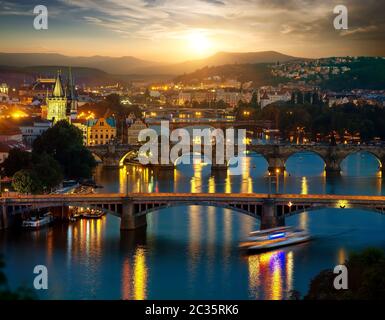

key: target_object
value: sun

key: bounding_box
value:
[188,31,211,55]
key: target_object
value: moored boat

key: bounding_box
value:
[22,212,54,229]
[82,209,105,219]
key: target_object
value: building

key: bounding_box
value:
[17,118,52,146]
[260,90,292,108]
[0,83,9,95]
[67,67,78,120]
[215,89,242,108]
[44,68,78,123]
[0,83,9,103]
[87,117,116,146]
[0,122,23,143]
[0,140,28,164]
[46,72,68,123]
[72,119,88,146]
[127,119,147,145]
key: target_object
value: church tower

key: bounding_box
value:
[46,71,68,123]
[67,67,78,120]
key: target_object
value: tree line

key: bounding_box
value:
[236,101,385,141]
[1,121,97,194]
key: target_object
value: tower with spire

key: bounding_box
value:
[67,67,78,120]
[46,71,68,123]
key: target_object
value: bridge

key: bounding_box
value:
[146,119,272,131]
[88,143,385,174]
[1,193,385,231]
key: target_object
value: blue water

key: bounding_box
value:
[1,152,385,299]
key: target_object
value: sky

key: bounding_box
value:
[0,0,384,63]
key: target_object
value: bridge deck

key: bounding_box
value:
[2,193,385,204]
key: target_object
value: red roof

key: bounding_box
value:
[0,140,28,153]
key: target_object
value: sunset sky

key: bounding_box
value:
[0,0,384,62]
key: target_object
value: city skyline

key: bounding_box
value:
[0,0,384,63]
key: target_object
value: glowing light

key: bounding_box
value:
[188,31,211,55]
[133,247,147,300]
[301,177,308,195]
[11,110,28,118]
[337,200,349,209]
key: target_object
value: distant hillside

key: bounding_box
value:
[321,57,385,90]
[0,51,300,76]
[0,53,159,75]
[137,51,301,75]
[174,63,288,87]
[0,65,173,87]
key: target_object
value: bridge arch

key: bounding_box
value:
[278,203,385,217]
[119,150,139,166]
[340,150,382,173]
[91,152,103,163]
[133,201,262,220]
[284,151,326,175]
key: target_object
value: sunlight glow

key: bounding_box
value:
[188,31,211,55]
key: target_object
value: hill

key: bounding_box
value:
[0,53,159,75]
[174,63,288,87]
[0,51,300,75]
[0,65,171,87]
[136,51,301,75]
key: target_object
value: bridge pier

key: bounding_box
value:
[102,157,123,168]
[268,166,285,175]
[325,161,342,176]
[120,202,147,231]
[0,205,8,230]
[267,157,285,176]
[260,199,285,230]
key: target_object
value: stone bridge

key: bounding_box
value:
[249,144,385,174]
[88,143,385,174]
[1,193,385,231]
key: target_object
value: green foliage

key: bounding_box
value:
[2,149,32,177]
[174,63,287,87]
[32,152,63,192]
[12,169,42,194]
[304,248,385,300]
[257,102,385,141]
[33,120,96,179]
[321,57,385,91]
[2,150,63,194]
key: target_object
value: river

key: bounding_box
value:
[1,152,385,299]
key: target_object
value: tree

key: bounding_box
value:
[12,169,42,194]
[32,152,63,191]
[1,149,32,177]
[33,120,96,179]
[304,248,385,300]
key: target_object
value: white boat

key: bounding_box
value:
[22,213,54,229]
[240,226,311,252]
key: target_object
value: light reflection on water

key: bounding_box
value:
[1,152,385,299]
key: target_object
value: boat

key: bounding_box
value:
[239,226,310,252]
[22,212,54,229]
[82,209,104,219]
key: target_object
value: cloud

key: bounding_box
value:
[1,0,385,58]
